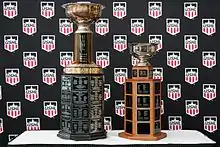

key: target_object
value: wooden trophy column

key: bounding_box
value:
[119,66,167,141]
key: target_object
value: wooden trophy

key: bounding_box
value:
[118,43,167,141]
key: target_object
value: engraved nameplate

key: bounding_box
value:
[73,107,88,118]
[126,108,132,120]
[61,76,72,92]
[139,70,148,77]
[137,110,150,121]
[137,83,150,94]
[126,95,132,107]
[155,96,160,108]
[132,69,137,77]
[90,105,102,118]
[155,82,160,94]
[72,76,88,90]
[90,119,103,133]
[73,121,89,134]
[155,108,160,121]
[90,76,103,91]
[137,96,150,108]
[72,91,88,104]
[126,82,132,94]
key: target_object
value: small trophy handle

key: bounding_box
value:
[128,43,139,59]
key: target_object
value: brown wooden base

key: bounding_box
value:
[118,132,167,141]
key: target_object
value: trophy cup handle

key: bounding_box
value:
[128,43,139,59]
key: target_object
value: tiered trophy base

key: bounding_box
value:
[57,130,106,141]
[118,132,167,141]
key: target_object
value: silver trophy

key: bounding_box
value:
[129,43,157,66]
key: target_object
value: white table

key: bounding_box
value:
[8,130,216,146]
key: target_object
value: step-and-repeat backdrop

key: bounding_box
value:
[0,0,219,145]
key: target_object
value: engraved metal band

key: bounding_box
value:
[63,67,103,74]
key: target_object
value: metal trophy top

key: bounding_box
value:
[129,43,157,66]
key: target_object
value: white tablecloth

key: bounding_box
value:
[8,130,215,145]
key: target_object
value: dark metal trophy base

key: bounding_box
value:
[119,132,167,141]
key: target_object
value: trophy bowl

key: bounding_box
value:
[129,43,158,66]
[62,1,105,23]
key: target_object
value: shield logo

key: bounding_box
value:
[60,52,73,67]
[161,100,164,115]
[104,117,112,131]
[3,1,18,19]
[59,18,73,36]
[104,84,111,101]
[184,35,198,52]
[96,51,110,68]
[185,68,199,84]
[22,18,37,35]
[44,101,58,118]
[7,102,21,119]
[184,2,198,19]
[148,2,162,19]
[166,18,180,35]
[42,68,56,85]
[95,18,109,36]
[113,35,127,52]
[5,68,20,86]
[131,56,139,66]
[167,84,181,101]
[113,2,126,19]
[4,35,19,52]
[204,116,217,133]
[0,118,3,134]
[168,116,182,130]
[203,84,216,101]
[115,100,125,117]
[26,118,40,131]
[0,86,2,100]
[202,19,216,36]
[24,85,39,102]
[149,35,163,51]
[185,100,199,117]
[41,35,55,52]
[8,134,18,142]
[131,18,145,36]
[202,51,216,68]
[41,2,55,19]
[23,52,38,69]
[167,51,181,68]
[114,68,127,85]
[153,67,163,82]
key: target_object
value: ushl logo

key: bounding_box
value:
[203,84,216,101]
[166,18,180,35]
[184,2,198,19]
[5,68,20,86]
[104,84,111,101]
[184,35,198,52]
[113,2,126,19]
[149,35,163,51]
[0,86,2,100]
[44,101,58,118]
[148,2,162,19]
[153,67,163,82]
[4,35,19,52]
[26,118,40,131]
[0,118,3,134]
[185,68,198,84]
[113,35,127,52]
[41,35,55,52]
[3,1,18,19]
[167,51,181,68]
[131,56,140,66]
[204,116,217,133]
[59,18,73,36]
[185,100,199,117]
[202,19,216,36]
[60,52,73,67]
[115,100,125,117]
[168,116,182,130]
[114,68,127,85]
[42,68,56,85]
[41,2,55,19]
[95,18,109,36]
[131,18,145,36]
[96,51,110,68]
[23,52,38,69]
[167,84,181,101]
[104,117,112,131]
[24,85,39,102]
[8,134,18,142]
[202,51,216,68]
[7,102,21,119]
[161,100,164,115]
[22,18,37,35]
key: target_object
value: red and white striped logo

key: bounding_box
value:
[0,86,2,100]
[131,18,145,36]
[166,18,180,35]
[44,101,57,118]
[26,118,40,131]
[104,117,112,131]
[7,102,21,119]
[42,68,56,85]
[113,2,126,19]
[184,2,198,19]
[4,35,19,52]
[184,35,198,52]
[185,100,199,117]
[3,1,18,19]
[60,52,73,68]
[148,2,162,19]
[169,116,182,130]
[59,18,73,36]
[5,68,20,86]
[113,35,127,52]
[115,100,125,117]
[22,18,37,35]
[24,85,39,102]
[149,35,163,51]
[114,68,127,85]
[185,68,199,84]
[203,84,216,101]
[167,51,180,68]
[95,18,109,36]
[96,51,110,68]
[0,118,3,134]
[202,51,216,68]
[23,52,38,69]
[153,67,163,82]
[202,19,216,36]
[204,116,217,133]
[41,35,55,52]
[167,84,181,101]
[40,1,55,19]
[104,84,111,101]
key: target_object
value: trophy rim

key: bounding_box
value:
[61,2,105,10]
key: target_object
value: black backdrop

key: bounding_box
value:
[0,0,219,146]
